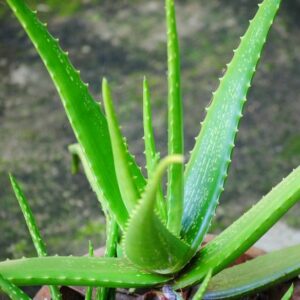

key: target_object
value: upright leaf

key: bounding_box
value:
[175,166,300,289]
[123,156,192,274]
[85,241,94,300]
[5,0,147,229]
[0,257,170,288]
[102,78,140,211]
[182,0,281,250]
[104,219,119,258]
[0,273,31,300]
[96,218,118,300]
[69,142,146,219]
[166,0,184,235]
[143,77,167,221]
[143,77,159,177]
[9,175,61,300]
[202,246,299,299]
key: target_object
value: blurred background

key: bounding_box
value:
[0,0,300,260]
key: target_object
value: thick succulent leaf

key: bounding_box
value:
[192,270,212,300]
[202,245,300,299]
[10,175,48,256]
[127,153,146,196]
[182,0,281,249]
[0,257,169,288]
[175,166,300,289]
[281,284,294,300]
[104,218,118,258]
[5,0,147,228]
[123,156,192,274]
[166,0,184,235]
[143,77,159,177]
[102,78,140,211]
[9,175,61,300]
[143,77,167,221]
[0,273,31,300]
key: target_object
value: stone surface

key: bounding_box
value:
[255,221,300,252]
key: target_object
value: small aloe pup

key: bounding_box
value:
[1,0,300,299]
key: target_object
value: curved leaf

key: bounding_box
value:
[182,0,281,250]
[175,166,300,289]
[203,245,300,299]
[123,156,192,274]
[0,257,169,288]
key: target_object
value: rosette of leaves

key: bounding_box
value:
[1,0,300,299]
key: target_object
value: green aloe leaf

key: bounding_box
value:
[175,166,300,289]
[166,0,184,236]
[182,0,281,250]
[5,0,146,229]
[143,77,167,221]
[69,143,121,298]
[102,78,140,211]
[143,77,159,177]
[0,273,31,300]
[104,219,119,258]
[192,269,212,300]
[97,218,118,300]
[281,284,294,300]
[9,175,48,258]
[123,156,192,274]
[85,241,95,300]
[202,245,300,299]
[0,257,169,288]
[9,175,61,300]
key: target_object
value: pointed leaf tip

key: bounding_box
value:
[143,78,168,221]
[102,77,140,212]
[124,155,191,274]
[9,174,62,300]
[165,0,184,237]
[182,0,282,252]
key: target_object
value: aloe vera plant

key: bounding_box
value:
[1,0,300,299]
